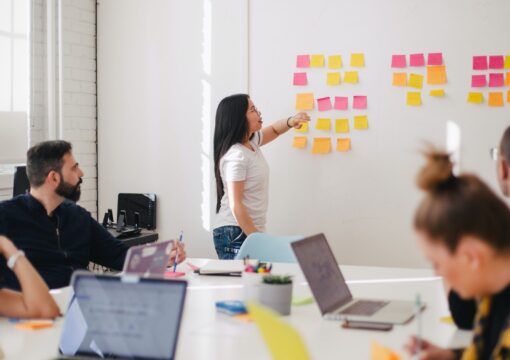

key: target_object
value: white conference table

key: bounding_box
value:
[0,259,472,359]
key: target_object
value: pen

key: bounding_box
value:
[415,294,422,360]
[173,230,183,272]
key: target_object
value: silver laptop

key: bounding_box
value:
[54,271,187,359]
[122,240,174,276]
[291,233,423,324]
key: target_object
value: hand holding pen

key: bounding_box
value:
[172,231,186,272]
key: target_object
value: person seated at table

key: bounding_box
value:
[406,149,510,360]
[0,140,186,290]
[0,235,59,318]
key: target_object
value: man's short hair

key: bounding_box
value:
[26,140,72,187]
[501,126,510,163]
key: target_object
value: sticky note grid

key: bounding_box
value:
[468,54,510,107]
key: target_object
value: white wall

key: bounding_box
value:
[97,0,247,257]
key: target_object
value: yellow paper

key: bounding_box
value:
[335,119,349,133]
[350,53,365,67]
[427,65,447,85]
[505,72,510,86]
[505,56,510,69]
[408,73,423,89]
[310,54,325,67]
[440,316,454,324]
[294,121,308,133]
[392,72,407,86]
[312,138,332,154]
[295,93,314,110]
[344,71,359,84]
[292,136,307,149]
[430,89,445,97]
[327,72,341,85]
[406,92,422,106]
[371,341,402,360]
[467,92,484,104]
[336,138,351,152]
[354,115,368,130]
[488,92,504,107]
[316,118,331,131]
[328,55,342,69]
[247,303,311,360]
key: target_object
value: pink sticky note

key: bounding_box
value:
[353,95,367,109]
[317,97,332,111]
[296,55,310,68]
[293,72,308,86]
[489,56,504,69]
[473,56,488,70]
[410,53,425,67]
[427,53,443,65]
[489,73,505,87]
[471,75,487,87]
[334,96,348,110]
[164,271,185,278]
[391,54,406,68]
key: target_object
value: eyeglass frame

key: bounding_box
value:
[490,147,499,161]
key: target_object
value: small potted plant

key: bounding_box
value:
[258,275,293,316]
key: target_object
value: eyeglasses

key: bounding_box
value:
[490,147,499,161]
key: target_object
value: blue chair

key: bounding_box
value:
[234,232,303,263]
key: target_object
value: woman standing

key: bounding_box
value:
[213,94,309,259]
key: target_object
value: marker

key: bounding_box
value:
[173,230,183,273]
[415,294,422,360]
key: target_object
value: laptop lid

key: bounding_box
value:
[58,272,187,359]
[291,233,353,315]
[122,240,174,276]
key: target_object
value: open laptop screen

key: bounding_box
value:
[291,233,353,314]
[59,273,186,359]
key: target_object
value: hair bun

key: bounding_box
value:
[416,149,454,191]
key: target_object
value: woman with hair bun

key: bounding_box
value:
[406,149,510,360]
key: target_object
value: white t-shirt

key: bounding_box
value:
[213,132,269,232]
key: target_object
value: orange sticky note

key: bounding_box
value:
[312,138,331,154]
[427,65,447,85]
[488,92,504,107]
[371,341,402,360]
[350,53,365,67]
[294,121,308,133]
[392,73,407,86]
[507,91,510,103]
[344,71,359,84]
[328,55,342,69]
[327,72,341,85]
[292,136,307,149]
[336,138,351,152]
[335,119,349,133]
[15,320,54,330]
[505,72,510,86]
[354,115,368,130]
[408,73,424,89]
[467,92,484,104]
[406,92,422,106]
[296,93,314,110]
[310,54,325,67]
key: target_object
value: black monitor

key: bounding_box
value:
[117,193,157,230]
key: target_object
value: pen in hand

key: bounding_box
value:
[173,230,183,273]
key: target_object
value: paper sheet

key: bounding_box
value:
[391,54,406,68]
[312,138,332,154]
[294,121,309,133]
[427,52,443,66]
[328,55,342,69]
[296,93,314,110]
[489,55,504,69]
[296,55,310,68]
[429,89,445,97]
[344,71,359,84]
[353,95,367,109]
[317,97,332,111]
[473,56,488,70]
[336,138,351,152]
[310,54,325,67]
[334,96,349,110]
[409,53,425,67]
[408,73,424,89]
[489,73,504,87]
[426,66,446,85]
[292,136,307,149]
[488,92,504,107]
[406,92,422,106]
[316,118,331,131]
[467,92,484,104]
[392,72,407,86]
[335,119,349,133]
[354,115,368,129]
[327,72,341,85]
[350,53,365,67]
[293,72,308,86]
[471,74,486,87]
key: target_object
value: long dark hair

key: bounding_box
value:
[214,94,250,213]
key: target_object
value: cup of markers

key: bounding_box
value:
[242,257,272,301]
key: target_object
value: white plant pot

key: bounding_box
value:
[258,282,293,316]
[242,272,263,302]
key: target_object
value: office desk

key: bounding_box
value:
[0,260,472,360]
[107,228,159,247]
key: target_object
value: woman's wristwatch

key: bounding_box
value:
[7,250,25,270]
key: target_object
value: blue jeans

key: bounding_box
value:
[213,226,247,260]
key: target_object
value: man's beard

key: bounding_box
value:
[56,177,82,202]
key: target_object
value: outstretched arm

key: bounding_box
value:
[260,112,310,146]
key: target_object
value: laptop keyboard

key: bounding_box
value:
[339,300,389,316]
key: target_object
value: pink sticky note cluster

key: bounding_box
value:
[468,54,510,107]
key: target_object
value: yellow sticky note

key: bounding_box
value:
[312,138,331,154]
[427,65,447,85]
[344,71,359,84]
[335,119,349,133]
[327,72,341,85]
[467,92,484,104]
[310,54,325,67]
[294,121,308,133]
[505,72,510,86]
[430,89,445,97]
[406,92,422,106]
[440,316,454,324]
[337,138,351,152]
[247,303,311,360]
[392,72,407,86]
[488,92,504,107]
[371,341,402,360]
[408,73,424,89]
[354,115,368,130]
[505,56,510,69]
[295,93,314,110]
[328,55,342,69]
[292,136,307,149]
[316,118,331,131]
[350,53,365,67]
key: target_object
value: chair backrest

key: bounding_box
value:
[234,232,303,263]
[12,165,30,197]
